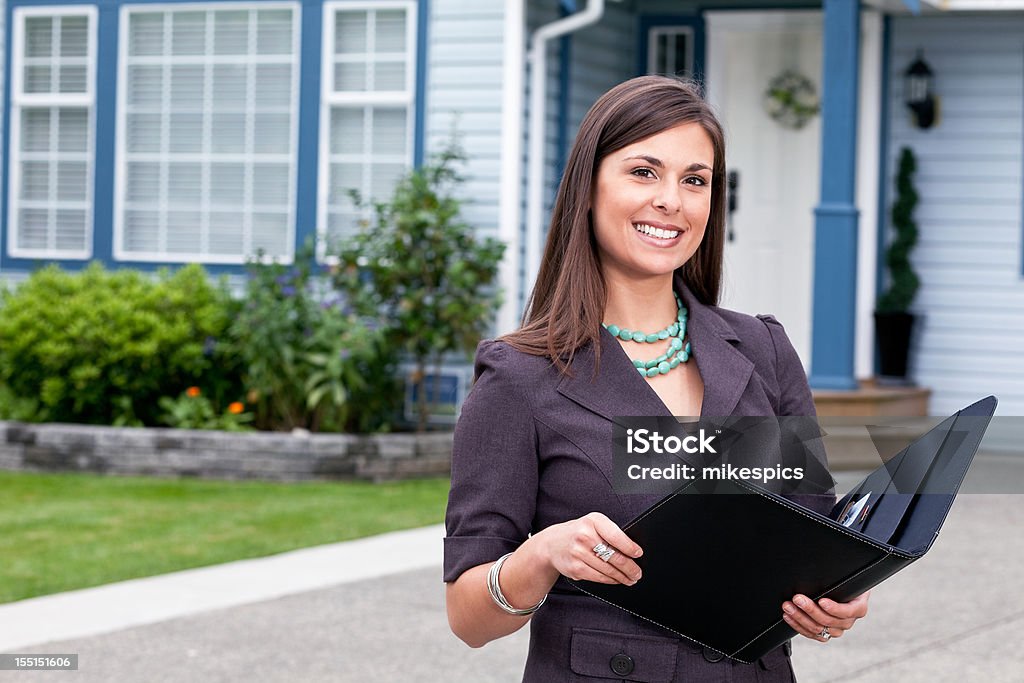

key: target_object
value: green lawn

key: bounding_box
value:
[0,470,451,604]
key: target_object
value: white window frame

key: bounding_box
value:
[317,0,417,262]
[113,2,302,264]
[8,5,98,260]
[647,26,694,77]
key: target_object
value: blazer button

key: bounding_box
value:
[609,653,635,677]
[702,646,726,663]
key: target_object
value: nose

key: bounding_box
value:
[652,185,681,214]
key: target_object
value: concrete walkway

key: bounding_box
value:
[0,524,445,652]
[1,471,1022,682]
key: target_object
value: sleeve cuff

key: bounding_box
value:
[443,535,520,583]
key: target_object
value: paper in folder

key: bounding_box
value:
[567,396,997,663]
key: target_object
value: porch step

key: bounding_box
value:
[812,380,932,471]
[813,379,931,417]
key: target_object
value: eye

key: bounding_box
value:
[630,167,657,179]
[684,175,709,187]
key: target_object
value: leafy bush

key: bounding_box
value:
[230,242,398,432]
[0,263,240,425]
[0,383,41,422]
[331,144,505,431]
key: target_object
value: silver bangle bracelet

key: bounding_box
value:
[486,552,547,616]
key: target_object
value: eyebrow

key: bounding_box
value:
[622,155,712,173]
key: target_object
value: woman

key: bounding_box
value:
[444,76,868,682]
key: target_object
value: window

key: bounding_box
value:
[319,1,417,253]
[115,5,300,263]
[8,7,97,259]
[647,26,693,78]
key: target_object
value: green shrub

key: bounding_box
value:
[0,263,239,425]
[230,242,398,432]
[0,383,40,421]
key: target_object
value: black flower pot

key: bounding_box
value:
[874,311,916,381]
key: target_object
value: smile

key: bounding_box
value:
[633,223,681,240]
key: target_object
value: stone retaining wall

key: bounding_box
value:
[0,422,452,482]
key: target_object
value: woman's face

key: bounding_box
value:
[590,122,714,283]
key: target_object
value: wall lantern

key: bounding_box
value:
[904,51,937,129]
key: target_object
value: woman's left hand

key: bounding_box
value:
[781,590,870,643]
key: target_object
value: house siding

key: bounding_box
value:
[427,0,506,245]
[567,1,634,137]
[525,0,560,213]
[0,0,4,269]
[0,3,3,260]
[887,15,1024,415]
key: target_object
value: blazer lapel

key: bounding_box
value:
[556,275,754,420]
[555,327,671,422]
[678,275,754,417]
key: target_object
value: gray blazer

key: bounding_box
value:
[445,278,832,682]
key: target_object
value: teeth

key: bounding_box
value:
[633,223,680,239]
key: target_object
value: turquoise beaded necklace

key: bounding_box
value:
[603,292,692,378]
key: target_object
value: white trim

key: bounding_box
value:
[702,10,822,32]
[8,5,98,260]
[496,0,524,335]
[113,2,301,264]
[855,10,883,380]
[316,0,417,262]
[321,91,413,105]
[15,94,94,107]
[324,0,411,8]
[123,56,295,66]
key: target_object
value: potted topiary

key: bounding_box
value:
[875,146,921,383]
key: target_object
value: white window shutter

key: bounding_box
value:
[118,5,299,263]
[321,3,415,250]
[9,8,95,259]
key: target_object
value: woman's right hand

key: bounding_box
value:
[535,512,644,586]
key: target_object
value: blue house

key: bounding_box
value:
[1,0,1022,416]
[2,0,427,271]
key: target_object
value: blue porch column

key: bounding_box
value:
[809,0,860,390]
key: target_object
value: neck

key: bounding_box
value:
[602,272,679,332]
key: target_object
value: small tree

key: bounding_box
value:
[332,144,505,432]
[877,147,920,313]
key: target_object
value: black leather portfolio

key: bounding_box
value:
[568,396,997,663]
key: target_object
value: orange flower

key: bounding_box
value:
[186,386,201,398]
[227,402,245,414]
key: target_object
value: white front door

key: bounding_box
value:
[704,11,823,366]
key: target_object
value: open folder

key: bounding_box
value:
[567,396,997,663]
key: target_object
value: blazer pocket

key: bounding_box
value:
[756,643,796,683]
[569,627,679,682]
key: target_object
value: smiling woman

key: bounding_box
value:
[591,122,716,419]
[442,76,869,682]
[592,124,714,283]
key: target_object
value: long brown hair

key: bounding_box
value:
[501,75,727,376]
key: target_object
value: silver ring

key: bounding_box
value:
[592,543,616,562]
[818,627,831,641]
